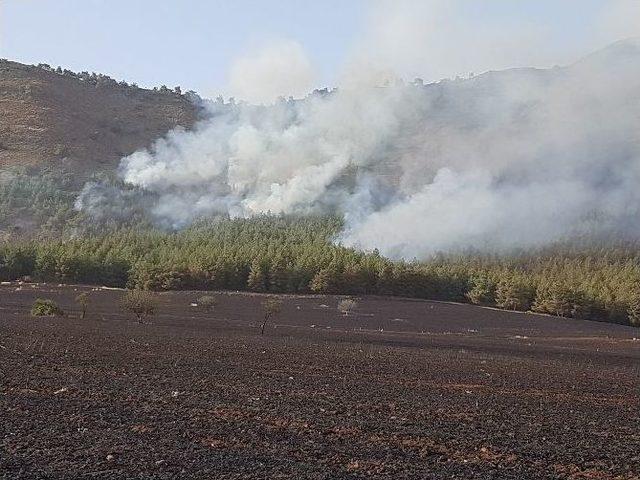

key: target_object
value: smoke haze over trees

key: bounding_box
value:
[77,38,640,258]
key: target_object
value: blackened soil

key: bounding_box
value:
[1,283,639,479]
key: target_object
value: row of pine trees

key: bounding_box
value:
[1,216,639,326]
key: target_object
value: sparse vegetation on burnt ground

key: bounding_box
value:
[0,285,638,479]
[338,298,358,316]
[120,289,157,323]
[196,295,217,312]
[261,298,282,335]
[0,216,640,326]
[30,298,64,317]
[75,292,89,319]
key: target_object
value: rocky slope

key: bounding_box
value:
[0,60,200,181]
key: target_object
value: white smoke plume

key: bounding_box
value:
[77,1,640,258]
[227,39,315,104]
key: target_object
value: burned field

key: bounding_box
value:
[1,284,639,479]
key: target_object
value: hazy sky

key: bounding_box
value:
[0,0,366,95]
[1,0,638,99]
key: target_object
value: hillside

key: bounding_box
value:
[0,60,201,180]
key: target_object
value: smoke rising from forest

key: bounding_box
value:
[76,0,640,258]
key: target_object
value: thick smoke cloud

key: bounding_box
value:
[77,1,640,258]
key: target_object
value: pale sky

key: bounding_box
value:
[1,0,638,100]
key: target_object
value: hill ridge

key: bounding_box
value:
[0,58,201,181]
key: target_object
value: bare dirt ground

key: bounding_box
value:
[1,283,639,479]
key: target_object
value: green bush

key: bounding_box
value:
[197,295,216,311]
[465,276,496,306]
[532,281,574,317]
[338,298,358,316]
[121,290,157,323]
[31,299,64,317]
[495,276,534,311]
[627,292,640,327]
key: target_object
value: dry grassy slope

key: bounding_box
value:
[0,60,199,180]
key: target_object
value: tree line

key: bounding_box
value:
[0,216,639,327]
[0,60,201,102]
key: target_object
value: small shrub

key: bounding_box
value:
[75,292,89,319]
[31,299,64,317]
[121,290,157,323]
[197,295,216,311]
[338,298,358,316]
[261,298,282,335]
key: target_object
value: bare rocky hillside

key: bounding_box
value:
[0,60,200,181]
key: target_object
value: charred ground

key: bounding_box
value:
[1,284,638,479]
